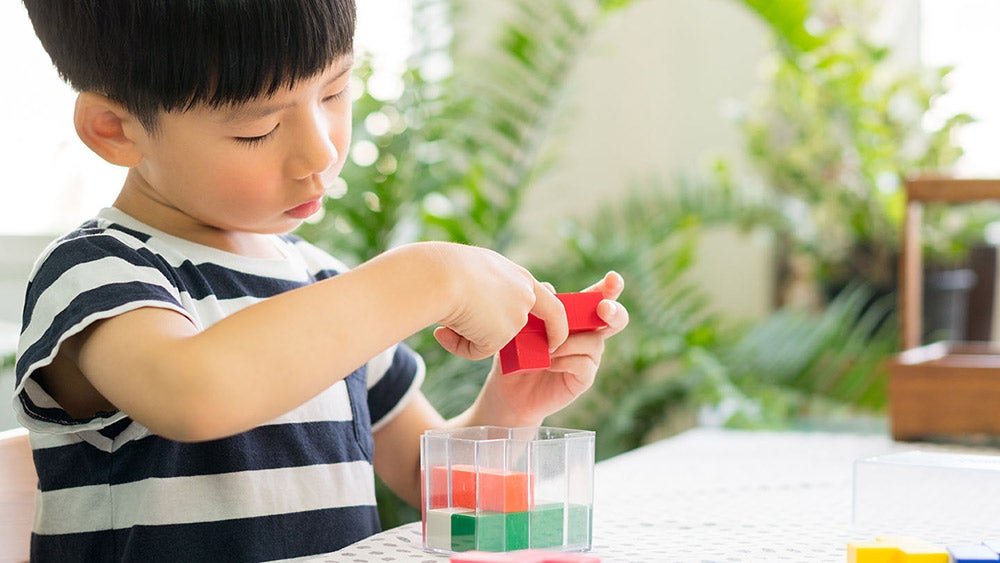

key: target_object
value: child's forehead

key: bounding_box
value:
[205,55,355,124]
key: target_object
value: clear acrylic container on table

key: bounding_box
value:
[420,426,595,554]
[853,450,1000,540]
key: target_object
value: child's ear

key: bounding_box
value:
[73,92,144,168]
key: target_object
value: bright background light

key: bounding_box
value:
[920,0,1000,176]
[0,2,412,235]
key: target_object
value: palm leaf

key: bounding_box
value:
[716,282,897,426]
[738,0,824,55]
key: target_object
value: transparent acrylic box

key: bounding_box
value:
[853,450,1000,539]
[420,426,595,554]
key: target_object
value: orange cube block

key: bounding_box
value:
[476,468,533,513]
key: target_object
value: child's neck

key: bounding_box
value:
[113,173,284,259]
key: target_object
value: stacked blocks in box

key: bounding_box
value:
[500,292,607,375]
[421,426,595,554]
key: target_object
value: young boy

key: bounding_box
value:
[14,1,628,561]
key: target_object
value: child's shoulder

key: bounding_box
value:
[35,212,160,275]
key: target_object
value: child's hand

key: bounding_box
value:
[430,243,570,361]
[474,271,629,427]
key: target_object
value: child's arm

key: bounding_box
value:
[57,241,569,441]
[373,271,628,507]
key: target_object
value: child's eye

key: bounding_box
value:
[323,86,349,103]
[234,125,278,146]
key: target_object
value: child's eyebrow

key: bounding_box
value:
[216,58,354,124]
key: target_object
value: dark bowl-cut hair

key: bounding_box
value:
[22,0,356,130]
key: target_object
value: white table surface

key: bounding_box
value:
[323,427,998,563]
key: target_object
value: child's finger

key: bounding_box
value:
[433,326,480,360]
[582,271,624,300]
[550,331,605,360]
[530,281,569,351]
[596,299,629,336]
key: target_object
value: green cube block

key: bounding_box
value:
[526,503,592,548]
[504,511,529,550]
[567,503,593,546]
[529,503,564,548]
[451,510,529,552]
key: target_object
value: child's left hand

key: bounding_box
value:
[473,271,629,427]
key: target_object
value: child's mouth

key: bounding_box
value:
[286,199,322,219]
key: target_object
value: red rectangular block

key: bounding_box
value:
[430,465,534,512]
[557,292,606,333]
[429,465,477,509]
[499,330,550,375]
[500,292,607,375]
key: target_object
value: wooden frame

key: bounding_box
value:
[889,177,1000,440]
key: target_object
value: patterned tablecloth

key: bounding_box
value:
[322,427,995,563]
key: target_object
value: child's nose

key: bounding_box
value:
[291,110,338,179]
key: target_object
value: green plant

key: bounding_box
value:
[527,174,895,458]
[528,184,726,459]
[734,0,975,290]
[703,282,897,429]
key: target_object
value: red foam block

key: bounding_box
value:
[500,292,607,375]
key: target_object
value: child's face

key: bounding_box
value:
[125,56,354,238]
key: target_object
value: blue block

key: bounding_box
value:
[948,544,1000,562]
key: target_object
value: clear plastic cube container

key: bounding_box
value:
[853,450,1000,539]
[420,426,595,554]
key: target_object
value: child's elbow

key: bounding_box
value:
[137,379,244,443]
[149,404,235,443]
[144,351,250,442]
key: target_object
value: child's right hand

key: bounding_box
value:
[427,243,569,361]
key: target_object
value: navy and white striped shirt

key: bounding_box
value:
[14,207,424,562]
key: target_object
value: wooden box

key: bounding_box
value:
[889,341,1000,440]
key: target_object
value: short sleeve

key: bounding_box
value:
[14,229,192,433]
[365,342,425,431]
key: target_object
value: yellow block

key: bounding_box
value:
[896,543,948,563]
[847,540,899,563]
[846,536,949,563]
[877,536,948,563]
